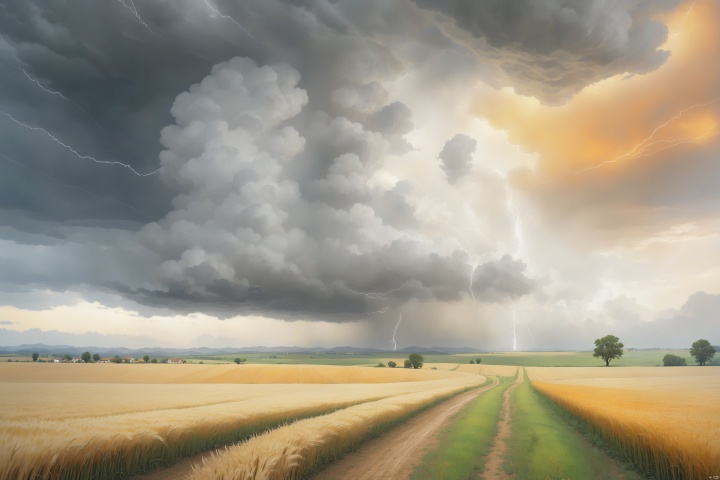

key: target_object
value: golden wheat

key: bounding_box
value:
[532,367,720,479]
[0,363,483,479]
[188,382,475,480]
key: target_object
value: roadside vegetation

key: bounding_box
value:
[410,376,510,479]
[506,373,641,479]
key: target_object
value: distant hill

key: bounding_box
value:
[0,343,486,356]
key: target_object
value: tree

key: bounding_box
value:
[593,335,624,366]
[408,353,424,369]
[662,354,687,366]
[404,359,412,368]
[476,358,482,364]
[63,354,72,361]
[388,361,397,368]
[143,355,150,363]
[469,360,475,364]
[32,353,39,362]
[92,353,100,362]
[113,355,122,364]
[690,339,716,366]
[234,358,242,364]
[377,362,386,368]
[81,352,91,363]
[151,358,157,364]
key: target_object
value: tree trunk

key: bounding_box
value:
[605,359,610,366]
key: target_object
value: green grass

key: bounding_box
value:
[410,376,513,480]
[458,349,692,367]
[505,372,642,480]
[185,349,694,367]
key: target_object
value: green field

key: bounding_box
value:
[185,349,695,367]
[2,348,702,367]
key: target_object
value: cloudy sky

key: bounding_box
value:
[1,0,718,351]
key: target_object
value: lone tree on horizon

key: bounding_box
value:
[593,335,624,366]
[690,339,716,366]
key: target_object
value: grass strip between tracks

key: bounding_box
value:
[505,375,642,479]
[409,375,512,480]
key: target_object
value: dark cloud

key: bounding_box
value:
[439,134,476,184]
[471,255,535,302]
[2,0,713,352]
[411,0,680,103]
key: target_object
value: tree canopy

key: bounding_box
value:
[662,354,686,366]
[592,335,624,366]
[690,339,716,366]
[408,353,424,369]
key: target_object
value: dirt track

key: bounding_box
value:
[479,368,524,479]
[312,378,500,480]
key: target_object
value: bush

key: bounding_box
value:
[388,361,397,368]
[469,360,475,364]
[377,362,386,368]
[404,359,412,368]
[662,354,687,366]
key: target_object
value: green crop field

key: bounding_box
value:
[186,349,693,368]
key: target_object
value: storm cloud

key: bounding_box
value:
[1,0,717,349]
[412,0,680,103]
[136,57,534,317]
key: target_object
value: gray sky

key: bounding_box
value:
[1,0,718,350]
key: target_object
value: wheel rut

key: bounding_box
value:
[312,378,500,480]
[479,368,524,480]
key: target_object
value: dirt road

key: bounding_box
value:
[480,368,524,479]
[312,378,499,480]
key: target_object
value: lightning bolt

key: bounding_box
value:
[581,97,720,172]
[366,306,390,315]
[468,260,477,302]
[1,111,159,177]
[346,286,403,299]
[116,0,157,35]
[512,309,517,352]
[0,153,154,219]
[392,312,403,351]
[500,172,524,258]
[525,323,536,349]
[669,0,696,40]
[20,68,67,100]
[203,0,257,40]
[18,67,105,130]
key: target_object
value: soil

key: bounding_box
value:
[311,378,500,480]
[479,368,524,479]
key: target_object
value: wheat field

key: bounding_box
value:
[188,382,474,479]
[529,366,720,479]
[0,363,483,479]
